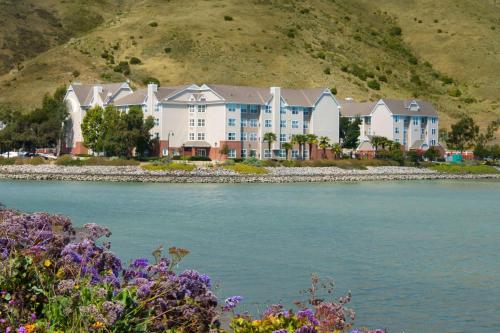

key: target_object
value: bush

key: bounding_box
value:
[188,156,211,161]
[389,26,402,36]
[367,79,380,90]
[242,157,263,167]
[224,163,268,174]
[448,88,462,97]
[0,157,16,165]
[287,29,296,38]
[113,61,130,75]
[323,67,331,75]
[15,156,46,165]
[141,162,195,172]
[149,21,158,27]
[164,47,172,53]
[55,155,84,166]
[430,164,499,174]
[330,87,337,95]
[224,15,233,21]
[129,57,141,64]
[142,77,160,86]
[378,75,387,82]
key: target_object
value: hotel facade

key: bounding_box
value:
[64,82,340,160]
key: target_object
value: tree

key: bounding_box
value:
[305,134,318,160]
[370,136,387,154]
[281,142,293,160]
[318,136,330,159]
[263,132,277,158]
[330,143,342,160]
[81,106,105,155]
[424,147,440,161]
[446,116,479,154]
[291,134,307,160]
[339,117,361,149]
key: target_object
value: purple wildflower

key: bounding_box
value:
[223,296,243,311]
[297,308,319,326]
[17,327,27,333]
[132,258,149,268]
[294,325,317,333]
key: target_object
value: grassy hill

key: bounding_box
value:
[0,0,498,131]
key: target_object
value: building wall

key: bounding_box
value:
[370,103,394,139]
[311,93,340,143]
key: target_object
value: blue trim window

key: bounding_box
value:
[280,133,287,142]
[228,149,236,158]
[431,128,436,135]
[304,108,310,116]
[249,133,258,141]
[395,127,400,134]
[227,104,236,112]
[250,119,258,127]
[278,149,286,158]
[431,117,437,124]
[292,107,299,115]
[250,105,258,113]
[241,149,247,158]
[413,117,419,125]
[292,120,299,129]
[228,132,236,141]
[228,118,236,126]
[303,121,309,129]
[265,105,272,113]
[155,104,160,112]
[431,139,436,146]
[280,120,286,128]
[280,107,286,114]
[394,115,400,123]
[241,105,248,113]
[292,150,299,159]
[241,119,248,127]
[155,118,159,126]
[265,119,272,128]
[241,132,247,141]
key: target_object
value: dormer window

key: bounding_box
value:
[408,101,420,112]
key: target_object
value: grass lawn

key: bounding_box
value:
[430,164,499,174]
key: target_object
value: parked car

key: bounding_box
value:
[1,151,28,158]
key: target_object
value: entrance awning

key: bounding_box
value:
[182,141,211,148]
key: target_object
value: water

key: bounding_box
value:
[1,180,499,332]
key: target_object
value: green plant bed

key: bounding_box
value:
[0,157,16,165]
[142,163,195,172]
[224,163,268,174]
[430,164,500,174]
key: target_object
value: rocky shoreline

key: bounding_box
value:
[0,165,499,183]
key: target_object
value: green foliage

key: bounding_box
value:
[0,157,16,165]
[142,162,195,172]
[224,163,268,174]
[367,79,380,90]
[263,132,277,157]
[330,87,337,95]
[448,88,462,97]
[446,115,479,152]
[129,57,141,64]
[224,15,233,21]
[113,61,130,75]
[141,77,160,86]
[148,22,158,27]
[163,47,172,53]
[286,28,296,38]
[389,26,402,36]
[430,164,499,174]
[378,75,388,82]
[424,147,440,161]
[339,117,362,149]
[323,67,331,75]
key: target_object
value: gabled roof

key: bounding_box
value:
[379,99,438,117]
[207,84,271,104]
[70,82,129,106]
[281,88,328,107]
[339,100,375,117]
[113,89,147,106]
[357,141,375,151]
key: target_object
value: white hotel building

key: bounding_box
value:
[64,82,340,159]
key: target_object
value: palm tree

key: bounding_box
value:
[370,136,387,154]
[305,134,318,160]
[330,143,342,160]
[281,142,293,160]
[262,132,277,159]
[318,136,330,159]
[291,134,307,160]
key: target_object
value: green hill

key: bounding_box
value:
[0,0,498,131]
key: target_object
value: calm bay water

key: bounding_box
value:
[1,180,499,332]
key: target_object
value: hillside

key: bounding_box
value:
[0,0,498,131]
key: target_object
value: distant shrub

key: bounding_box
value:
[84,157,139,166]
[142,77,160,86]
[323,67,331,75]
[463,97,476,104]
[437,29,443,33]
[0,157,15,165]
[330,87,337,95]
[142,163,195,172]
[100,72,112,80]
[316,51,326,59]
[353,34,362,41]
[448,88,462,97]
[367,79,380,90]
[389,26,402,36]
[378,75,388,82]
[286,29,296,38]
[149,22,158,27]
[188,156,211,161]
[72,70,80,78]
[224,15,233,21]
[408,55,418,65]
[55,155,83,166]
[113,61,130,75]
[440,75,453,84]
[431,164,499,174]
[19,156,46,165]
[300,8,310,14]
[242,157,263,167]
[164,47,172,53]
[340,65,349,72]
[224,163,268,174]
[410,74,421,85]
[101,51,109,59]
[129,57,141,64]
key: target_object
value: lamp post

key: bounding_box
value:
[167,131,174,156]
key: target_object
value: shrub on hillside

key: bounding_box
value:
[224,15,233,21]
[149,21,158,27]
[113,61,130,75]
[448,88,462,97]
[142,77,160,86]
[389,26,402,36]
[367,79,380,90]
[129,57,141,64]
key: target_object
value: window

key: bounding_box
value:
[413,117,419,125]
[155,118,159,126]
[265,105,272,113]
[280,107,286,114]
[189,118,195,127]
[395,138,400,143]
[431,117,437,124]
[249,119,258,127]
[278,149,286,158]
[241,105,248,113]
[394,115,400,123]
[264,150,272,158]
[198,119,205,127]
[431,128,436,135]
[292,107,299,115]
[197,133,205,141]
[365,117,371,125]
[189,133,195,141]
[292,150,299,159]
[189,105,195,113]
[228,149,236,158]
[228,132,236,141]
[304,108,310,116]
[241,149,247,158]
[228,118,236,126]
[241,118,248,127]
[162,148,168,156]
[303,149,309,159]
[249,133,257,141]
[155,132,159,139]
[292,120,299,129]
[395,127,400,134]
[280,120,286,128]
[250,149,257,157]
[265,119,272,128]
[431,139,436,146]
[197,149,207,157]
[280,133,287,142]
[155,104,160,112]
[241,132,247,141]
[142,105,147,113]
[303,121,309,129]
[198,105,206,113]
[250,105,258,113]
[227,104,236,112]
